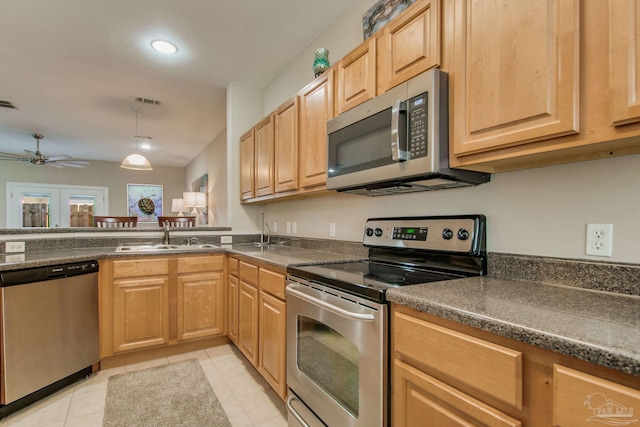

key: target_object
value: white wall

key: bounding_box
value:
[0,159,185,228]
[244,0,640,264]
[185,129,228,226]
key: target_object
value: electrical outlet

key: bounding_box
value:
[5,241,25,253]
[586,224,613,257]
[220,236,232,244]
[286,222,291,234]
[292,222,297,234]
[272,222,278,233]
[329,222,336,237]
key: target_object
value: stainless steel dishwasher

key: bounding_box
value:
[0,260,99,417]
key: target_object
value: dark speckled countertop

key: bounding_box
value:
[386,276,640,377]
[223,243,364,269]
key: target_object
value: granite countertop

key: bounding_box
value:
[0,243,362,272]
[223,243,364,269]
[387,276,640,377]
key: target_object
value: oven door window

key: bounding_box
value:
[327,108,406,178]
[297,316,359,417]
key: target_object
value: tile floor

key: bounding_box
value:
[0,344,288,427]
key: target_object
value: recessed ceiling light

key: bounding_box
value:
[151,40,178,54]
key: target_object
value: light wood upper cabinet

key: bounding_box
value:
[336,39,376,115]
[299,71,334,188]
[610,0,640,126]
[450,0,580,160]
[254,115,275,197]
[377,0,441,94]
[274,96,299,193]
[239,129,255,201]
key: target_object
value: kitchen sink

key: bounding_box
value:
[115,243,219,252]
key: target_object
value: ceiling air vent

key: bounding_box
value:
[135,96,161,106]
[0,99,17,109]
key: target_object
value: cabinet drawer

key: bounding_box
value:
[394,359,521,427]
[112,258,169,278]
[553,364,640,427]
[176,255,224,274]
[394,311,523,409]
[259,268,286,299]
[228,257,239,276]
[239,261,259,286]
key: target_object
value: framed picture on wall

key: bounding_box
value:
[127,183,163,222]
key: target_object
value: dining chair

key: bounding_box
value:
[93,216,138,228]
[157,216,196,228]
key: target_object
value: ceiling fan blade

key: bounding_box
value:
[24,149,35,157]
[0,152,29,161]
[47,155,71,161]
[49,160,89,168]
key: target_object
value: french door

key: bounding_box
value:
[6,182,108,228]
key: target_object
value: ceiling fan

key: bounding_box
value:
[0,133,89,168]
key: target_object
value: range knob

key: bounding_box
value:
[442,228,453,240]
[374,228,383,237]
[457,229,470,240]
[365,227,374,237]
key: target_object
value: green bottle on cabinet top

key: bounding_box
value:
[313,48,330,78]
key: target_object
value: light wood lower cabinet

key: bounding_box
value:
[228,256,287,400]
[392,304,640,427]
[99,254,226,358]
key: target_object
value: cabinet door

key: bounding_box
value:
[112,276,170,353]
[227,274,239,344]
[451,0,579,160]
[610,1,640,126]
[393,359,521,427]
[377,0,441,93]
[238,280,259,366]
[274,97,299,192]
[299,71,334,188]
[258,291,287,400]
[553,365,640,427]
[336,39,376,115]
[177,271,224,341]
[255,114,275,197]
[240,129,255,201]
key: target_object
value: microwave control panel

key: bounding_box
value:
[408,92,428,159]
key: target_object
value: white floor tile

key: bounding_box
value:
[0,344,292,427]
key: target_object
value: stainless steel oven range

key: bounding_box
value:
[285,215,487,427]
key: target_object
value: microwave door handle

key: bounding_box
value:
[391,100,408,162]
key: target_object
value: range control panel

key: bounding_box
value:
[363,216,485,254]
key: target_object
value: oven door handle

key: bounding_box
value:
[286,394,311,427]
[287,286,376,322]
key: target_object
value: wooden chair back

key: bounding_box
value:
[93,216,138,228]
[158,216,196,228]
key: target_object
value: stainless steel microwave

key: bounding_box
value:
[326,69,489,196]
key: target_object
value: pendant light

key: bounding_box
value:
[121,109,153,171]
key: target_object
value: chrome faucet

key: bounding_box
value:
[186,237,198,246]
[257,212,270,247]
[162,222,170,245]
